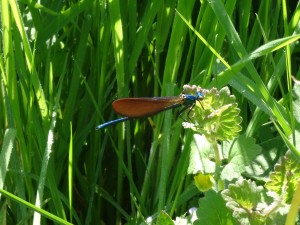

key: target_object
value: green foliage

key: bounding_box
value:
[222,179,267,225]
[188,134,261,179]
[195,190,238,225]
[221,135,262,181]
[1,0,300,224]
[193,151,300,225]
[266,151,300,203]
[156,211,174,225]
[183,86,242,141]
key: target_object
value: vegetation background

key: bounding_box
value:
[1,0,300,224]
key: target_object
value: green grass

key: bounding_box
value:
[1,0,300,224]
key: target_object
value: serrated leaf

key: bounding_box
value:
[265,151,300,203]
[221,134,262,181]
[194,190,239,225]
[221,178,266,225]
[182,86,243,141]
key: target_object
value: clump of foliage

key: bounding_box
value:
[182,85,242,141]
[156,86,300,225]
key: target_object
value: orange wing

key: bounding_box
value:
[112,97,185,117]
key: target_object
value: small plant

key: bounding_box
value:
[183,85,243,190]
[156,85,300,225]
[182,84,242,142]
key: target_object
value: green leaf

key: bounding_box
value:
[244,137,283,183]
[221,178,290,225]
[187,134,262,182]
[194,190,239,225]
[265,151,300,203]
[187,134,216,174]
[0,129,16,189]
[221,134,262,181]
[182,86,242,141]
[156,211,174,225]
[221,178,266,225]
[188,134,261,181]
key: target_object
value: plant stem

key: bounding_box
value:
[212,139,224,190]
